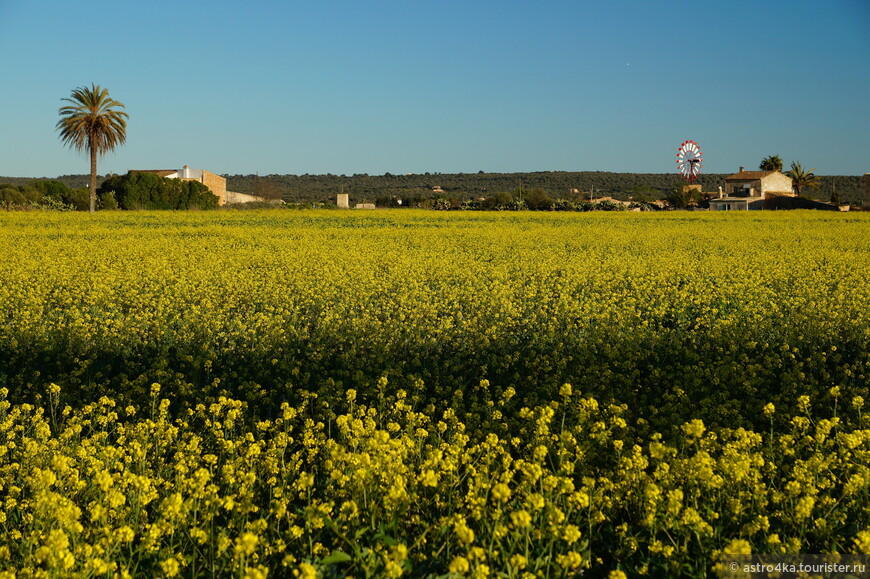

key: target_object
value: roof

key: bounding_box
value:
[725,171,779,181]
[724,170,777,181]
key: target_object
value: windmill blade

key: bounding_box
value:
[676,139,703,182]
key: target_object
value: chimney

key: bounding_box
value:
[739,166,744,173]
[182,165,190,178]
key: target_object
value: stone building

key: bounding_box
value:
[709,167,795,210]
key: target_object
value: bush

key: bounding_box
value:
[480,190,516,210]
[99,190,119,210]
[523,187,554,210]
[0,186,29,209]
[31,180,67,199]
[0,181,91,211]
[69,188,91,211]
[98,172,219,210]
[667,183,701,209]
[31,180,89,210]
[36,196,75,211]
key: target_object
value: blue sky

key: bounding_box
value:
[1,0,868,177]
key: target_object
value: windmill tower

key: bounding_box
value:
[676,140,702,184]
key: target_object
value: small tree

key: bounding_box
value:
[785,161,819,197]
[488,191,514,210]
[32,180,87,210]
[666,183,700,209]
[0,186,28,210]
[523,187,553,210]
[759,155,783,172]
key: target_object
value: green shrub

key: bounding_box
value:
[30,180,89,210]
[523,187,554,210]
[99,189,119,210]
[98,172,219,210]
[0,185,29,209]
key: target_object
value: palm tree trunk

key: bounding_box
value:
[89,137,97,214]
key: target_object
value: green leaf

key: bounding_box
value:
[320,550,352,565]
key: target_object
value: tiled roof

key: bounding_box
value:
[725,170,776,180]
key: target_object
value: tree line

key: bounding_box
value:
[225,171,865,206]
[3,171,865,210]
[0,173,219,211]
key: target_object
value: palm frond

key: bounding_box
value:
[56,83,128,157]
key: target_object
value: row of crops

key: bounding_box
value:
[1,210,868,577]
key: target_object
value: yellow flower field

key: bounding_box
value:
[0,210,868,577]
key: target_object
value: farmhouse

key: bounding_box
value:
[132,166,262,205]
[709,167,795,211]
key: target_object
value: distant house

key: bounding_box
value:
[132,166,262,205]
[709,167,795,211]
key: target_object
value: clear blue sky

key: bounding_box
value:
[1,0,868,177]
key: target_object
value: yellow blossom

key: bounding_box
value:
[682,419,706,439]
[449,556,470,574]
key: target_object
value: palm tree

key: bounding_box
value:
[759,155,783,172]
[57,84,128,213]
[785,161,819,197]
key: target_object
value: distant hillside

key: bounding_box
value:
[224,171,727,204]
[226,171,866,205]
[2,171,865,205]
[0,174,94,189]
